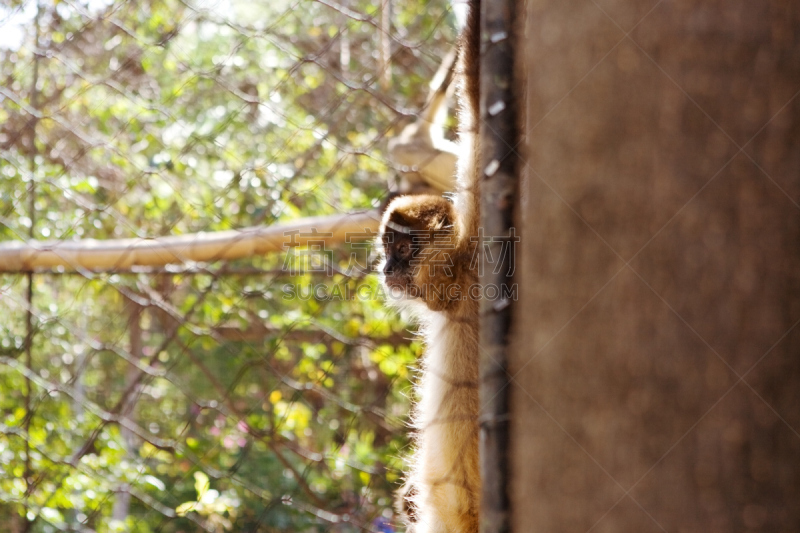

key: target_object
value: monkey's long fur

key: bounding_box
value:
[378,2,481,531]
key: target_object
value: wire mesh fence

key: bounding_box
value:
[0,0,460,530]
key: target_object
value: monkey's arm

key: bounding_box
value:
[388,49,459,194]
[387,134,458,193]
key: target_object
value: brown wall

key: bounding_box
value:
[510,1,800,531]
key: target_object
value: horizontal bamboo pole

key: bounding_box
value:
[0,210,381,272]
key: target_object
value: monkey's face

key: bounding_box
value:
[381,228,419,296]
[378,195,458,308]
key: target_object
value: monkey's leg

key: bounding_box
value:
[396,476,419,527]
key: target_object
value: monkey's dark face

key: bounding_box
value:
[381,228,419,295]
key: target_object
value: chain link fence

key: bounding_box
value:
[0,0,460,530]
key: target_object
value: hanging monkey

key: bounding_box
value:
[378,1,482,531]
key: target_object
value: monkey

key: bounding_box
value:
[378,1,482,531]
[380,193,480,532]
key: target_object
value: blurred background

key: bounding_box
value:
[0,0,459,530]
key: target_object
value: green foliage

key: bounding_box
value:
[0,0,455,530]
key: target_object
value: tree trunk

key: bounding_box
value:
[510,1,800,531]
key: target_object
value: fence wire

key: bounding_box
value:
[0,0,459,531]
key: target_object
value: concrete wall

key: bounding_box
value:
[510,1,800,531]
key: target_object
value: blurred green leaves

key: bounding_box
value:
[0,0,455,530]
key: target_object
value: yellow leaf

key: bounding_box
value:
[175,501,196,517]
[194,471,210,498]
[269,390,282,404]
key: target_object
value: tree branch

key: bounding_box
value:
[0,211,381,272]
